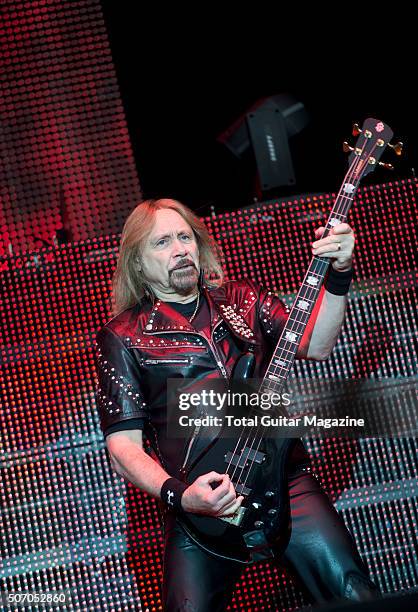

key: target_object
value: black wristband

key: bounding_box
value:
[324,267,353,295]
[160,477,188,511]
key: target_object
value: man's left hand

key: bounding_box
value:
[312,223,355,272]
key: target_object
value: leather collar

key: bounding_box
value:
[142,284,257,344]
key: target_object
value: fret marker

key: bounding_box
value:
[285,331,297,342]
[306,275,318,286]
[297,300,309,310]
[268,374,282,382]
[328,218,340,227]
[343,183,355,193]
[274,359,287,366]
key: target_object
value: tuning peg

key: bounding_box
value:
[388,141,403,156]
[352,123,362,137]
[343,141,354,153]
[378,161,394,170]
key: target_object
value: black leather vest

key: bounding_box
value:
[95,278,310,476]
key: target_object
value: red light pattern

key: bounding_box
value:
[1,179,417,610]
[0,0,141,257]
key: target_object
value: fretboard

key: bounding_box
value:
[260,184,359,395]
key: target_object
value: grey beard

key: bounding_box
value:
[169,266,199,294]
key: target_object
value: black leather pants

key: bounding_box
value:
[162,470,381,611]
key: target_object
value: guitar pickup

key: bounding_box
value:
[234,483,252,496]
[225,448,265,469]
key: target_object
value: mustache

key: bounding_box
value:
[169,259,197,273]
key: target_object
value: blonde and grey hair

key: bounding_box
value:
[111,198,224,316]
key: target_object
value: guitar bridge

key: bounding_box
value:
[219,506,246,526]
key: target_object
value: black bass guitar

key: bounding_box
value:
[177,118,398,563]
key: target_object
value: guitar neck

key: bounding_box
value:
[260,178,360,395]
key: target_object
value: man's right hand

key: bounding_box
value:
[181,471,244,517]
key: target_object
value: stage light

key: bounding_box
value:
[217,93,309,194]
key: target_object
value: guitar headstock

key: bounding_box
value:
[343,118,401,181]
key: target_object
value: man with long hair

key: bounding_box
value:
[95,198,380,611]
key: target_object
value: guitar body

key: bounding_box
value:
[176,352,294,563]
[178,434,293,563]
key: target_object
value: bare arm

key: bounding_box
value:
[297,288,348,360]
[106,429,243,516]
[107,429,171,498]
[297,222,354,361]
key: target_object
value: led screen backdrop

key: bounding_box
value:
[1,179,417,611]
[0,0,141,257]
